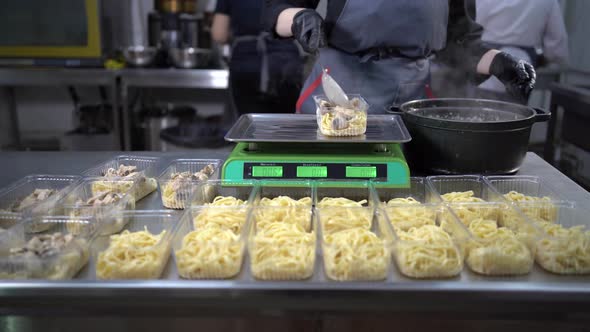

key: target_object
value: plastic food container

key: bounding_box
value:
[173,207,246,279]
[449,204,536,276]
[373,178,442,233]
[0,215,98,280]
[484,175,566,223]
[252,180,313,206]
[0,175,82,233]
[315,180,375,207]
[318,208,392,281]
[83,155,159,202]
[158,159,223,209]
[388,205,468,279]
[59,178,137,236]
[248,206,316,280]
[94,210,180,280]
[525,202,590,275]
[314,94,368,137]
[190,180,256,207]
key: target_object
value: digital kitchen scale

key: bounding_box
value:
[222,114,412,187]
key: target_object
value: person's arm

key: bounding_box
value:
[211,0,231,44]
[263,0,319,36]
[542,0,569,64]
[443,0,535,100]
[440,0,491,74]
[211,13,231,44]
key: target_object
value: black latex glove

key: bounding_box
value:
[291,9,326,53]
[489,52,537,101]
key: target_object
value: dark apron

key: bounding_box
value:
[296,0,448,114]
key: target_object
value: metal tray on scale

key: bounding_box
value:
[224,114,412,143]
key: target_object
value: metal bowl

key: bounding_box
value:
[123,46,156,67]
[169,48,211,69]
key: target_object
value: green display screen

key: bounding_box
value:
[297,166,328,178]
[346,166,377,178]
[252,166,283,177]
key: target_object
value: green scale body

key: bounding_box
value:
[222,142,410,187]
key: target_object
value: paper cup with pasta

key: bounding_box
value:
[0,215,97,280]
[94,211,179,280]
[314,95,368,137]
[318,207,392,281]
[173,207,247,279]
[248,206,316,280]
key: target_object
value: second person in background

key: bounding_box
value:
[212,0,305,115]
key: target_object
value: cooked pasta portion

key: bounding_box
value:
[162,164,216,209]
[503,191,557,223]
[394,225,463,278]
[176,227,243,279]
[318,206,372,235]
[442,191,497,225]
[323,227,388,281]
[384,197,436,232]
[250,222,315,280]
[317,98,367,137]
[96,228,168,279]
[193,196,248,234]
[535,221,590,274]
[465,219,533,275]
[92,165,157,201]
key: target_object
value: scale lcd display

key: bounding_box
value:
[296,166,328,178]
[252,166,283,177]
[346,166,377,178]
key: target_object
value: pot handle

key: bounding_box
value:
[385,106,404,115]
[533,108,551,123]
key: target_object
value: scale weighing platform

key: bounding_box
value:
[222,114,412,187]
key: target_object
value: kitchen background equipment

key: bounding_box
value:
[123,46,157,67]
[222,113,412,187]
[139,104,196,151]
[389,98,551,175]
[160,114,228,150]
[169,47,211,68]
[60,87,118,151]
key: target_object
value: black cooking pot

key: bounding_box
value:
[388,99,551,174]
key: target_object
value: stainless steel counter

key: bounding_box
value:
[0,151,589,317]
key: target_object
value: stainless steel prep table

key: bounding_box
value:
[0,151,589,317]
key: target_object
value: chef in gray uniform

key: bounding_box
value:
[264,0,536,113]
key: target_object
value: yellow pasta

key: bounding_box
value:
[535,221,590,274]
[503,191,557,223]
[317,197,367,208]
[442,191,497,225]
[323,227,388,281]
[259,196,312,207]
[383,197,436,233]
[395,225,463,278]
[176,227,243,279]
[96,228,168,279]
[318,101,367,137]
[193,196,248,234]
[250,222,315,280]
[318,207,372,235]
[465,219,533,275]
